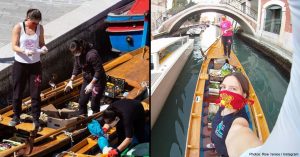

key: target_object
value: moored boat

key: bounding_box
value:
[184,39,270,157]
[0,47,149,157]
[186,27,202,37]
[151,36,194,128]
[106,0,149,53]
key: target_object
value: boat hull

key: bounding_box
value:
[105,0,149,53]
[107,29,144,52]
[106,14,145,22]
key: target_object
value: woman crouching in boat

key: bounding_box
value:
[209,72,260,156]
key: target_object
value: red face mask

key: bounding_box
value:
[215,90,253,110]
[27,21,38,29]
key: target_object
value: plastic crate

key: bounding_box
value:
[104,75,126,98]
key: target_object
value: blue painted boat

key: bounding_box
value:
[106,0,149,53]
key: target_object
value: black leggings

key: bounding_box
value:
[222,36,233,57]
[78,80,105,115]
[12,61,42,121]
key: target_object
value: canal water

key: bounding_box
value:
[152,26,289,157]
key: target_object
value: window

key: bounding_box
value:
[158,38,187,63]
[151,55,154,70]
[264,5,282,34]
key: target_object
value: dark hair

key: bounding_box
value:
[69,39,92,55]
[102,108,117,123]
[222,72,249,98]
[26,9,42,21]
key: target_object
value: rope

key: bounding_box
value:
[63,130,74,147]
[55,151,77,157]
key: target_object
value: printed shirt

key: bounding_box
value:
[211,107,249,156]
[220,20,233,36]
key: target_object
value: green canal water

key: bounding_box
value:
[152,26,289,157]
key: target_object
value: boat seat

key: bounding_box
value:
[187,145,200,149]
[0,112,63,136]
[15,123,57,136]
[195,91,203,96]
[191,113,201,117]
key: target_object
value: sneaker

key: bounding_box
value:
[8,116,20,126]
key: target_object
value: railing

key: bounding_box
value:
[152,0,258,31]
[220,0,257,20]
[153,3,197,30]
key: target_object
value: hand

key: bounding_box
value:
[224,30,228,34]
[64,81,73,92]
[41,46,48,54]
[23,49,34,56]
[108,149,119,157]
[34,46,48,54]
[84,82,94,94]
[103,146,113,154]
[102,127,108,133]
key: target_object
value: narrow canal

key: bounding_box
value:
[152,26,289,157]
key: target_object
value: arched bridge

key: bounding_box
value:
[157,1,258,35]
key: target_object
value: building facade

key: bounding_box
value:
[257,0,292,52]
[151,0,168,31]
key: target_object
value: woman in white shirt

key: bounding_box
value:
[9,8,48,132]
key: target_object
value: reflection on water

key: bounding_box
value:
[232,37,288,130]
[152,26,288,157]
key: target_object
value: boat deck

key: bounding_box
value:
[151,72,162,87]
[106,47,149,99]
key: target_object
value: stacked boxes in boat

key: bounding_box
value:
[42,104,79,130]
[208,81,220,96]
[209,69,224,82]
[207,103,219,128]
[214,58,226,69]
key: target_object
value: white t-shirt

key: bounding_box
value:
[241,0,300,156]
[14,22,41,64]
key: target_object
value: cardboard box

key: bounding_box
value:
[209,69,224,82]
[59,108,80,119]
[209,103,219,114]
[47,117,78,129]
[41,104,60,118]
[42,103,79,129]
[214,58,226,69]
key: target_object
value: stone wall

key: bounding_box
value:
[0,0,131,107]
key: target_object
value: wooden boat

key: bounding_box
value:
[106,0,149,53]
[184,39,270,157]
[0,47,149,157]
[57,99,149,157]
